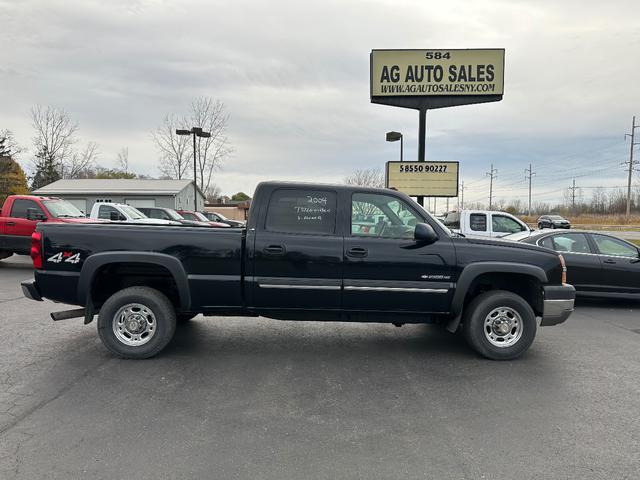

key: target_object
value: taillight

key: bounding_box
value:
[30,232,42,269]
[558,254,567,284]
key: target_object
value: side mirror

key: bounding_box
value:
[26,208,46,221]
[110,211,121,221]
[414,223,438,244]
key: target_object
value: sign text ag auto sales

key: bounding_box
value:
[371,49,505,97]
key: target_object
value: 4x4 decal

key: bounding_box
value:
[47,252,81,264]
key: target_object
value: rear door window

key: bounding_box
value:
[265,189,337,235]
[550,233,592,254]
[469,213,487,232]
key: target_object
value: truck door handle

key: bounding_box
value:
[347,247,368,258]
[263,245,286,256]
[6,221,15,226]
[603,259,616,264]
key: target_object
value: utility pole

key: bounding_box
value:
[569,179,578,213]
[625,116,639,220]
[525,163,536,216]
[486,164,498,210]
[459,181,465,210]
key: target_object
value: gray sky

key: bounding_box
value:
[1,0,639,207]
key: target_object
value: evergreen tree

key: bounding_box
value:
[31,147,61,190]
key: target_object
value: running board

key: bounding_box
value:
[50,308,86,321]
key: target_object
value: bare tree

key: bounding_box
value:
[205,183,221,203]
[152,98,232,191]
[116,147,129,173]
[190,97,232,193]
[31,105,78,170]
[343,168,385,188]
[0,129,23,158]
[152,114,191,180]
[61,141,99,179]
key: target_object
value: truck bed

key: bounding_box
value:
[35,222,245,309]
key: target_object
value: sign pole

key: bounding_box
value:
[417,107,427,206]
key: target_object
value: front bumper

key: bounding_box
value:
[541,284,575,326]
[21,279,43,302]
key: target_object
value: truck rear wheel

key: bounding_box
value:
[97,286,177,359]
[462,290,536,360]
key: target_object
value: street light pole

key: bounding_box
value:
[176,127,211,210]
[385,131,403,162]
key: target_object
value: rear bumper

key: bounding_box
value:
[21,279,43,302]
[541,284,575,326]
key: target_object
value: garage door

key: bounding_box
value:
[125,198,156,208]
[65,198,87,215]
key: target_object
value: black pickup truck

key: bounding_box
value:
[22,181,575,360]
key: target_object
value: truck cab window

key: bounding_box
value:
[10,199,44,219]
[265,189,337,234]
[351,193,418,238]
[492,215,525,233]
[99,205,124,221]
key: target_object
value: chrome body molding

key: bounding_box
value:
[344,286,448,293]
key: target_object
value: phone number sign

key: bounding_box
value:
[386,161,459,197]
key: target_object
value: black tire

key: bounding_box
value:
[462,290,537,360]
[97,286,177,359]
[537,223,543,230]
[177,313,197,324]
[0,251,12,261]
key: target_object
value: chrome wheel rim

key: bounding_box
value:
[112,303,157,346]
[483,306,523,348]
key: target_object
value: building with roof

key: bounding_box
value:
[33,179,205,214]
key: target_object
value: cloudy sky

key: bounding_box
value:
[1,0,639,208]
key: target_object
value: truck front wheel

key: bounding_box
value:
[462,290,536,360]
[97,286,177,359]
[0,251,12,260]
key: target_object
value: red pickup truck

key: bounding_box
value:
[0,195,96,260]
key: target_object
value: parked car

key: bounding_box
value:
[137,207,213,227]
[175,210,229,227]
[22,181,574,361]
[537,214,571,230]
[506,229,639,299]
[442,209,530,238]
[89,203,180,225]
[202,211,245,227]
[0,195,98,260]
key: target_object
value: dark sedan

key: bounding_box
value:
[537,214,571,229]
[202,211,245,227]
[506,229,640,299]
[137,207,214,227]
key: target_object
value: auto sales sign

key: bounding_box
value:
[371,49,505,97]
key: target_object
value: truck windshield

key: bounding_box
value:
[42,200,85,218]
[165,209,184,220]
[121,206,146,219]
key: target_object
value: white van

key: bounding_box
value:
[442,210,530,238]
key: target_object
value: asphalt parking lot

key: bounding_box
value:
[0,255,639,479]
